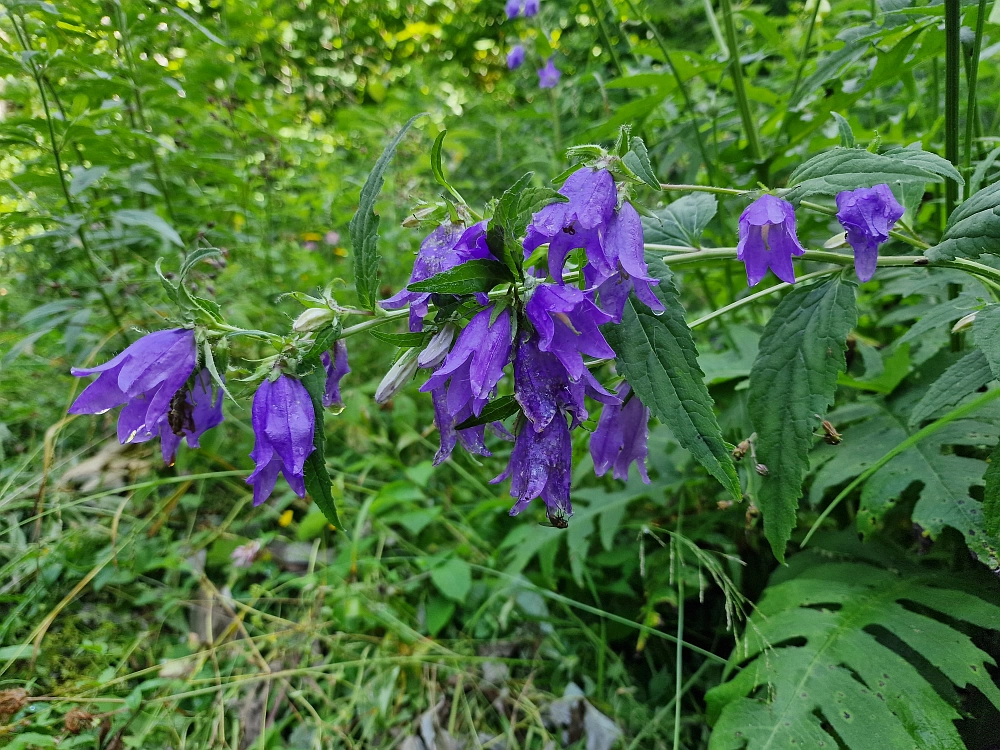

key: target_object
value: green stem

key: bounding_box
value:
[782,0,823,135]
[944,0,961,213]
[718,0,764,164]
[801,387,1000,547]
[660,182,749,196]
[963,0,989,178]
[687,269,837,328]
[593,0,624,77]
[672,497,685,750]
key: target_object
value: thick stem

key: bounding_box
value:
[963,0,989,178]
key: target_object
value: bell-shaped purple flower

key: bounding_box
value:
[505,0,521,18]
[420,305,512,416]
[525,284,615,381]
[524,0,540,16]
[736,194,805,287]
[381,221,491,331]
[590,383,650,483]
[493,413,573,522]
[430,385,491,465]
[592,202,664,321]
[321,340,350,409]
[247,375,315,506]
[538,56,561,89]
[513,331,616,432]
[524,167,617,282]
[159,369,225,465]
[507,44,526,70]
[835,184,904,283]
[70,328,198,446]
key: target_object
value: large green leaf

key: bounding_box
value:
[349,114,421,310]
[707,536,1000,750]
[927,181,1000,260]
[641,193,718,248]
[603,261,741,500]
[407,259,513,295]
[748,277,857,562]
[908,349,993,427]
[785,146,961,201]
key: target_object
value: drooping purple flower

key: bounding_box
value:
[247,375,315,506]
[159,369,225,465]
[524,284,615,381]
[70,328,197,446]
[524,167,617,282]
[538,56,561,88]
[524,0,540,16]
[513,331,616,432]
[835,184,905,283]
[430,385,491,465]
[320,340,350,409]
[381,221,491,331]
[507,44,526,70]
[736,194,805,287]
[593,202,664,321]
[505,0,521,19]
[420,305,513,417]
[590,383,650,483]
[492,413,573,522]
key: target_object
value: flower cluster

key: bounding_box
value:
[383,166,657,524]
[736,185,903,287]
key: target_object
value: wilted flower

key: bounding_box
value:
[375,348,421,405]
[590,383,650,483]
[247,375,315,506]
[421,305,513,416]
[538,56,561,88]
[593,202,664,321]
[70,328,197,448]
[231,539,262,568]
[835,184,905,282]
[321,340,350,409]
[292,306,334,333]
[492,413,573,522]
[507,44,526,70]
[524,0,540,15]
[417,324,457,369]
[159,369,225,465]
[525,284,615,381]
[736,194,805,287]
[380,221,490,331]
[523,167,617,282]
[505,0,521,18]
[513,331,616,431]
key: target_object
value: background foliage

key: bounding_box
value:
[3,0,1000,747]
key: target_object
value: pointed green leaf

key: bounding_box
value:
[408,259,513,295]
[908,350,993,427]
[927,181,1000,260]
[299,367,342,529]
[455,394,520,430]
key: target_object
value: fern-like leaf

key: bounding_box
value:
[707,535,1000,749]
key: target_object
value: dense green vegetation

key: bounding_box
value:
[3,0,1000,748]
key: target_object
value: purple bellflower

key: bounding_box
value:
[525,284,615,381]
[835,184,905,283]
[505,0,521,19]
[507,44,526,69]
[492,412,573,522]
[524,0,540,15]
[736,194,805,287]
[593,202,664,321]
[247,375,315,506]
[381,221,490,331]
[421,305,512,417]
[321,340,350,409]
[430,385,492,465]
[159,369,225,465]
[538,56,561,89]
[590,383,650,483]
[70,328,198,448]
[513,331,616,432]
[523,167,617,282]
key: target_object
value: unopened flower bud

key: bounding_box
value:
[292,307,334,333]
[952,311,977,334]
[755,463,769,476]
[375,348,420,404]
[417,324,457,369]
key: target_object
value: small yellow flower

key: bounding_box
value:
[278,509,294,527]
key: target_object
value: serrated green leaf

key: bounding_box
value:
[830,111,855,148]
[622,136,660,190]
[974,303,1000,377]
[349,114,422,310]
[642,193,718,248]
[908,349,994,427]
[707,536,1000,750]
[303,323,341,362]
[369,329,429,348]
[299,367,342,529]
[984,440,1000,538]
[748,277,857,562]
[603,264,740,501]
[179,246,223,282]
[927,181,1000,260]
[455,394,520,430]
[408,259,512,295]
[785,147,961,201]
